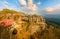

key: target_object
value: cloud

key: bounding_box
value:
[28,0,33,5]
[3,1,8,5]
[27,4,37,11]
[7,6,21,12]
[37,2,41,5]
[0,1,9,8]
[18,0,26,6]
[0,0,22,12]
[46,8,54,12]
[44,4,60,14]
[3,1,9,7]
[0,1,9,10]
[18,0,37,11]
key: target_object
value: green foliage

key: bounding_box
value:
[0,9,18,14]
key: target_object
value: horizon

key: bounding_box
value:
[0,0,60,15]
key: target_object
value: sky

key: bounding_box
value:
[0,0,60,15]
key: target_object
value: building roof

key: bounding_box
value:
[0,19,13,27]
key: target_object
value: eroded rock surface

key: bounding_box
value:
[0,9,46,39]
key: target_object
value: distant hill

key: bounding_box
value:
[43,14,60,27]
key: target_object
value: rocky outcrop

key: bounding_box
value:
[0,9,46,39]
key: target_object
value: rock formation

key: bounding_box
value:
[0,9,46,39]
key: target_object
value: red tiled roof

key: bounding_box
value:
[0,19,13,27]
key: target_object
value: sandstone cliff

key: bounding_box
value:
[0,9,60,39]
[0,9,46,39]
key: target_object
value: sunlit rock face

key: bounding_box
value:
[0,11,46,39]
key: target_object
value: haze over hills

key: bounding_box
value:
[0,9,60,39]
[42,14,60,27]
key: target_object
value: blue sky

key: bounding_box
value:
[0,0,60,14]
